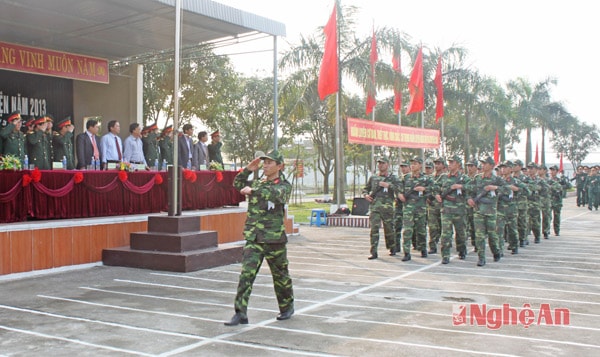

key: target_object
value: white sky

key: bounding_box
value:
[214,0,600,163]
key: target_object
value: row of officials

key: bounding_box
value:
[0,110,224,171]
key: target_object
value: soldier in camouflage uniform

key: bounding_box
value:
[538,165,552,239]
[571,166,587,207]
[394,160,411,257]
[512,160,530,247]
[363,157,400,259]
[0,111,27,165]
[225,150,294,326]
[399,157,434,261]
[26,116,52,170]
[435,155,468,264]
[548,165,565,235]
[52,117,75,170]
[526,163,543,243]
[585,167,600,210]
[427,157,446,254]
[497,161,526,255]
[465,159,479,250]
[142,123,161,168]
[468,156,505,267]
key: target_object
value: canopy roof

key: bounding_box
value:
[0,0,286,61]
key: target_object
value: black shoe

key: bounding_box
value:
[543,234,549,239]
[555,232,560,236]
[368,254,378,260]
[459,251,466,260]
[401,253,411,261]
[389,249,396,256]
[493,253,501,262]
[534,238,540,243]
[428,248,437,254]
[512,247,518,254]
[442,257,450,264]
[277,308,294,321]
[477,259,486,267]
[519,241,525,247]
[589,206,592,211]
[224,312,248,326]
[421,250,428,258]
[525,240,529,245]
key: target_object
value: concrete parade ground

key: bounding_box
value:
[1,197,599,356]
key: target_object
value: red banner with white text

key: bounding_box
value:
[347,117,440,149]
[0,41,109,84]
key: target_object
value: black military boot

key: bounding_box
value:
[421,250,428,258]
[428,247,437,254]
[477,259,486,267]
[401,253,411,261]
[493,253,501,262]
[512,247,518,254]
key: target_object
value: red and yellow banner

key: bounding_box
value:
[347,117,440,149]
[0,41,109,84]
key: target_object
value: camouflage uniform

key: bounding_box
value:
[230,150,293,320]
[526,164,542,243]
[548,168,565,235]
[469,157,505,265]
[362,159,400,258]
[539,170,552,239]
[427,158,445,253]
[401,159,434,259]
[572,171,587,206]
[436,157,468,262]
[394,162,410,252]
[585,172,600,210]
[498,163,527,254]
[513,162,530,247]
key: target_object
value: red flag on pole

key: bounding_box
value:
[559,153,564,173]
[366,27,377,115]
[434,56,444,123]
[534,143,539,164]
[406,47,424,115]
[318,5,338,101]
[493,130,499,164]
[392,46,402,114]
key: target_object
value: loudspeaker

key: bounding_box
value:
[351,197,369,216]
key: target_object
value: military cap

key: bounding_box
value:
[527,162,538,168]
[33,116,47,125]
[496,162,506,168]
[513,159,524,167]
[447,155,462,164]
[480,156,496,166]
[465,159,478,166]
[43,114,54,123]
[260,149,284,164]
[376,156,389,163]
[539,164,548,170]
[549,165,559,170]
[410,156,423,164]
[7,110,21,123]
[424,160,434,168]
[162,125,173,134]
[502,160,514,167]
[211,130,220,137]
[433,156,446,165]
[25,116,36,127]
[399,160,410,166]
[56,116,72,129]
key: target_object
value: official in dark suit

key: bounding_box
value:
[192,131,209,169]
[76,119,102,169]
[178,123,195,168]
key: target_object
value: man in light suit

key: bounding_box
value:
[76,119,102,169]
[193,131,209,169]
[178,123,195,168]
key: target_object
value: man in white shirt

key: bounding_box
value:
[123,123,147,168]
[100,120,123,168]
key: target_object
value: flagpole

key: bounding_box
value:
[441,118,445,157]
[335,0,342,207]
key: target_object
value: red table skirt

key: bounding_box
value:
[0,169,244,222]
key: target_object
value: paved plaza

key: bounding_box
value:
[1,197,599,356]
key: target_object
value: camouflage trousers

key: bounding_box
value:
[588,191,600,209]
[402,203,427,254]
[528,206,541,240]
[466,207,475,247]
[428,207,442,250]
[474,211,500,260]
[496,212,506,252]
[576,186,586,206]
[233,242,294,316]
[369,202,396,255]
[501,213,518,250]
[551,204,562,235]
[517,207,529,244]
[541,201,552,237]
[440,210,467,259]
[394,202,403,253]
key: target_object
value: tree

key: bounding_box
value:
[551,118,600,170]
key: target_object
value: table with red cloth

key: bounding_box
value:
[0,169,245,223]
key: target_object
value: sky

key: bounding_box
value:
[214,0,600,163]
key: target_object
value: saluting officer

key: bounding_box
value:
[52,116,75,169]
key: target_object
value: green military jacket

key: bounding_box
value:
[549,177,564,207]
[514,173,530,210]
[26,130,51,170]
[527,176,543,208]
[0,123,27,163]
[468,173,505,215]
[52,131,75,170]
[362,172,400,204]
[208,141,223,165]
[497,176,525,215]
[159,136,174,165]
[401,172,433,208]
[585,174,600,194]
[142,132,160,166]
[234,168,292,244]
[436,171,469,215]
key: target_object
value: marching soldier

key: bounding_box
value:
[585,167,600,210]
[435,155,469,264]
[394,160,411,258]
[548,165,565,235]
[52,116,75,169]
[427,157,446,254]
[398,157,434,261]
[497,160,526,254]
[362,157,400,259]
[526,163,543,243]
[465,159,479,251]
[513,160,531,247]
[467,156,505,267]
[538,165,552,239]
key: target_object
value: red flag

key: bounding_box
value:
[493,130,499,164]
[406,47,424,115]
[366,27,377,115]
[392,46,402,114]
[534,143,539,164]
[318,5,338,100]
[559,153,564,173]
[434,56,444,123]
